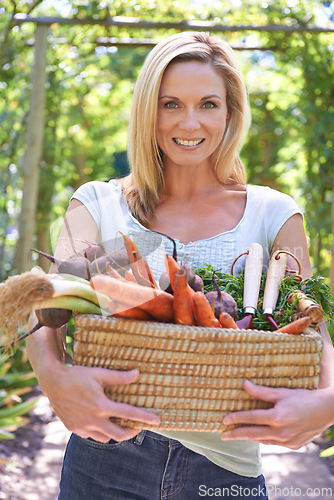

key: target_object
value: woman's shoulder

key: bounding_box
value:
[247,184,300,206]
[72,178,124,201]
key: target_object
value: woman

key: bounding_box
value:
[26,32,334,499]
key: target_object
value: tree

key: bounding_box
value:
[1,0,334,284]
[15,25,48,273]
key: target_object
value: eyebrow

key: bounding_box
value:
[201,94,223,101]
[159,94,223,100]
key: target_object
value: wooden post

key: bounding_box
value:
[15,24,48,272]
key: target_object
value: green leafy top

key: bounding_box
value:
[196,264,334,331]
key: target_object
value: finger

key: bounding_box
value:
[242,380,288,403]
[79,427,140,443]
[222,408,275,427]
[105,423,142,442]
[102,400,161,426]
[83,430,115,443]
[96,368,141,386]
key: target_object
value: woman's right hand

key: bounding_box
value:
[39,362,161,443]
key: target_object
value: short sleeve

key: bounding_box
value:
[70,180,128,247]
[264,188,303,247]
[71,181,107,227]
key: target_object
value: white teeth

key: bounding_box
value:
[175,138,202,146]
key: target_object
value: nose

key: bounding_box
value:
[179,108,200,131]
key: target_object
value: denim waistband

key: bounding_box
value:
[135,429,180,445]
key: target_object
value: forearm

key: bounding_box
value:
[318,321,334,389]
[26,312,67,394]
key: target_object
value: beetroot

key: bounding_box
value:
[84,244,104,262]
[191,274,204,293]
[89,249,131,276]
[31,249,91,279]
[159,264,197,295]
[0,308,72,349]
[205,290,237,319]
[180,264,195,288]
[204,271,237,319]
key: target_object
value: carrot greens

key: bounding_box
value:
[195,264,334,331]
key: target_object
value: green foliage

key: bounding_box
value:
[196,264,334,331]
[0,0,334,282]
[0,355,38,440]
[320,445,334,458]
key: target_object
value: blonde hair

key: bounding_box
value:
[123,31,251,223]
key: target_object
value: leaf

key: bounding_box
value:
[0,428,15,440]
[0,372,37,390]
[0,396,39,419]
[0,416,29,428]
[320,446,334,458]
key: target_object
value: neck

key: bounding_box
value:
[162,162,223,202]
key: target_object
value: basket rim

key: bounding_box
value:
[73,313,322,343]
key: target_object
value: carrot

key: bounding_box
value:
[121,233,157,288]
[193,291,222,328]
[165,254,180,291]
[91,274,154,303]
[275,316,312,335]
[219,312,238,329]
[106,262,128,281]
[164,254,196,300]
[124,270,138,283]
[173,268,195,325]
[113,306,153,321]
[91,274,174,323]
[142,258,158,288]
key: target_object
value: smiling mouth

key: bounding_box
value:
[173,138,204,146]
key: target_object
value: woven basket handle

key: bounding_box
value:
[263,250,288,314]
[243,243,263,314]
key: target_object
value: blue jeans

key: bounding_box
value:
[59,430,268,499]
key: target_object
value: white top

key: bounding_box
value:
[72,179,302,477]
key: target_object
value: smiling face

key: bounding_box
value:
[157,60,230,171]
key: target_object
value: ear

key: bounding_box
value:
[226,110,231,122]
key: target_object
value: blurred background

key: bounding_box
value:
[0,0,334,496]
[1,0,334,283]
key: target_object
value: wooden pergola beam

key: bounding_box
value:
[13,14,334,34]
[24,36,275,51]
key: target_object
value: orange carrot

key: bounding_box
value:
[193,291,222,328]
[173,268,195,325]
[275,316,312,335]
[91,274,173,322]
[121,233,157,288]
[164,254,196,299]
[142,258,158,288]
[124,270,138,283]
[165,254,180,291]
[91,274,156,303]
[219,312,239,329]
[113,306,153,321]
[106,262,127,281]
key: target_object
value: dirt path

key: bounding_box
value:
[1,394,334,499]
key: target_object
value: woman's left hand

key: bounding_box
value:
[220,380,334,450]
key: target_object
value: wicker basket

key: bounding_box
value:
[73,314,323,432]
